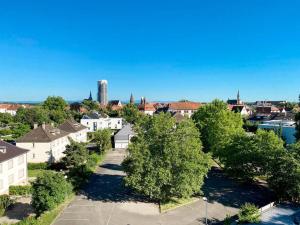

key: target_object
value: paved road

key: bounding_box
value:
[53,149,274,225]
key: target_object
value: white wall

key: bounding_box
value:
[0,153,28,194]
[167,109,195,118]
[16,136,70,163]
[80,118,122,132]
[68,129,88,143]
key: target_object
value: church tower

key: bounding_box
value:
[237,90,241,105]
[130,93,134,104]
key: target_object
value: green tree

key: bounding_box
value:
[267,151,300,202]
[0,113,13,125]
[48,109,68,124]
[11,123,31,139]
[121,104,141,124]
[93,129,112,152]
[62,141,88,169]
[42,96,68,111]
[81,99,99,111]
[192,99,244,155]
[238,203,260,223]
[220,130,284,181]
[122,113,211,201]
[15,107,50,127]
[31,171,73,215]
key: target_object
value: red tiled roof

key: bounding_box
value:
[138,103,156,111]
[168,102,201,110]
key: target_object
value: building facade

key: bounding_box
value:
[80,112,123,132]
[0,141,28,194]
[58,119,88,143]
[16,124,70,163]
[97,80,108,105]
[167,101,201,118]
[114,124,135,149]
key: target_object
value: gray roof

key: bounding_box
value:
[82,111,108,119]
[0,141,28,163]
[16,124,69,143]
[58,119,87,133]
[114,124,135,141]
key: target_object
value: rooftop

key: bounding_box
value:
[0,140,28,163]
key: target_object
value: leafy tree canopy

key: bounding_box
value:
[123,113,212,201]
[121,104,141,124]
[42,96,68,111]
[93,129,112,152]
[192,99,244,155]
[31,171,73,215]
[15,107,50,127]
[62,141,88,169]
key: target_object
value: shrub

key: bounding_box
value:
[28,163,48,170]
[9,185,32,196]
[238,203,260,223]
[31,171,73,216]
[86,153,102,170]
[0,195,14,216]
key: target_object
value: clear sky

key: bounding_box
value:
[0,0,300,102]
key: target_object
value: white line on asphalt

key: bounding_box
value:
[105,205,116,225]
[57,219,89,221]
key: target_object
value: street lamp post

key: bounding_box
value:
[203,197,208,225]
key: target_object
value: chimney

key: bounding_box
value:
[33,123,38,129]
[0,146,6,154]
[42,122,46,129]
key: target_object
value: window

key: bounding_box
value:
[18,155,24,165]
[118,120,120,124]
[18,169,25,179]
[8,160,13,170]
[8,174,14,185]
[32,153,35,159]
[32,142,35,148]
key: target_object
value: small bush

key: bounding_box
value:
[86,153,102,169]
[0,195,14,216]
[31,171,73,216]
[238,203,260,224]
[9,185,32,196]
[28,163,48,170]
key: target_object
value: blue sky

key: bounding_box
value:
[0,0,300,102]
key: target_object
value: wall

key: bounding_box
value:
[81,118,123,132]
[0,153,28,194]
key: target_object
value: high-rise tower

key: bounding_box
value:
[97,80,108,105]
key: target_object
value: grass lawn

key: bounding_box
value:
[160,197,199,213]
[28,169,48,178]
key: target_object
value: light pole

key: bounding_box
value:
[203,197,208,225]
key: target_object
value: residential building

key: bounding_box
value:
[167,101,201,118]
[97,80,108,105]
[80,112,122,132]
[231,105,253,117]
[0,104,30,116]
[108,100,123,111]
[258,120,296,144]
[0,140,28,194]
[16,124,70,163]
[138,103,156,116]
[114,124,135,149]
[58,119,88,143]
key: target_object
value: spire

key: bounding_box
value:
[88,91,93,101]
[237,90,240,105]
[130,93,134,104]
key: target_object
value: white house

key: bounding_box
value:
[114,124,135,149]
[58,119,88,143]
[80,112,123,132]
[231,105,253,117]
[138,103,156,116]
[258,120,296,144]
[16,124,70,163]
[167,101,201,118]
[0,141,28,194]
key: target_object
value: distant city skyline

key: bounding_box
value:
[1,1,300,102]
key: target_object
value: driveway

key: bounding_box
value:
[53,149,274,225]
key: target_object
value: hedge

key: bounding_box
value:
[28,163,48,170]
[0,195,14,216]
[9,185,32,196]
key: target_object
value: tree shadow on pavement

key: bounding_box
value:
[201,167,276,209]
[80,173,153,203]
[100,163,123,171]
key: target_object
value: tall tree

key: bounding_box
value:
[15,107,50,126]
[42,96,68,111]
[121,103,141,124]
[220,130,284,181]
[122,113,211,201]
[192,99,244,155]
[62,141,88,169]
[93,129,112,152]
